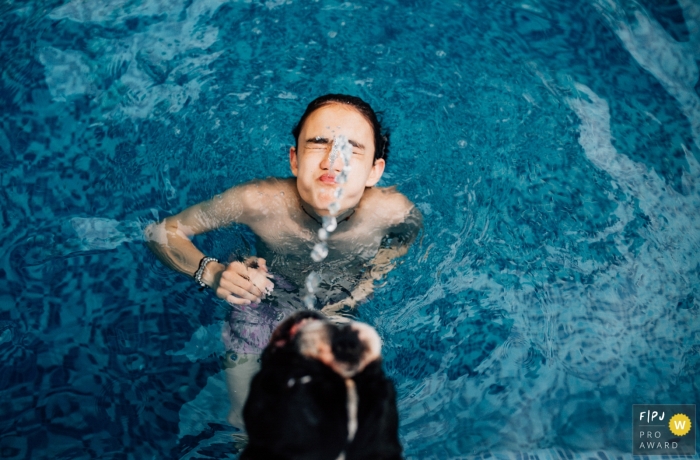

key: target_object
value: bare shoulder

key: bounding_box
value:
[217,177,293,222]
[361,186,420,227]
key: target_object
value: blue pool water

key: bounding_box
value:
[1,0,699,458]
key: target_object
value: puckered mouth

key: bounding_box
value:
[318,173,337,184]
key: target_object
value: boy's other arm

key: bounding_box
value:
[320,246,405,315]
[145,182,272,304]
[322,204,422,315]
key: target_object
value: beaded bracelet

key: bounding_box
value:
[194,256,219,289]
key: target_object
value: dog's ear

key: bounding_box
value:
[269,310,325,347]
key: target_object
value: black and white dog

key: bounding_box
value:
[241,310,403,460]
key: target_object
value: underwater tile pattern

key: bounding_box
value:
[1,0,699,458]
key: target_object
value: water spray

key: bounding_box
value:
[303,135,353,308]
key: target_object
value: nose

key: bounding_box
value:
[319,141,342,173]
[330,325,365,366]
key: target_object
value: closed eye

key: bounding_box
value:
[304,137,330,152]
[348,139,366,156]
[306,136,331,145]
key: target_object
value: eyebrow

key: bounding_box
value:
[306,136,331,144]
[305,137,365,150]
[348,139,365,150]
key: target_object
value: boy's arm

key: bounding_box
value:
[145,181,272,304]
[321,208,422,315]
[320,246,407,315]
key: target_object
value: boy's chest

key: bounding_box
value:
[250,218,385,261]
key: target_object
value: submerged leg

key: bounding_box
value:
[222,352,261,430]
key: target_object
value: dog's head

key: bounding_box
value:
[268,310,382,378]
[242,311,402,460]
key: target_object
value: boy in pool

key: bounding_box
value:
[146,94,421,427]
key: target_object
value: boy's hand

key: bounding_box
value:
[321,298,355,315]
[212,258,274,305]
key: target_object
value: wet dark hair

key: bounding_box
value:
[291,94,390,163]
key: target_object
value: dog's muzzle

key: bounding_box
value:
[295,319,381,378]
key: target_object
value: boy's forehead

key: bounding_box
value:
[300,104,374,140]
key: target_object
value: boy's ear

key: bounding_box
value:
[289,146,299,176]
[365,158,385,187]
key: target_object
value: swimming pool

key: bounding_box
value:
[1,0,699,458]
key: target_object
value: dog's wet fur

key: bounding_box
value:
[241,311,403,460]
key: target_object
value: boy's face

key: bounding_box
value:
[290,103,385,215]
